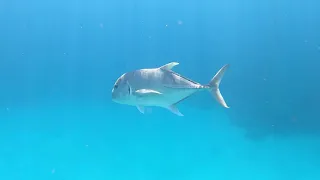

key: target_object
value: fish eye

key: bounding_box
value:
[114,85,118,89]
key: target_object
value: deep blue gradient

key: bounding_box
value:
[1,0,320,179]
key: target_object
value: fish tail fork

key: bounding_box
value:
[208,64,230,108]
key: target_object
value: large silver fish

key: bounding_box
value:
[111,62,229,116]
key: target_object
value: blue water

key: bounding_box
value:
[1,0,320,179]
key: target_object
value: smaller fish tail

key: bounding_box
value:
[208,64,230,108]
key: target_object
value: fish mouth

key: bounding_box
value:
[111,95,122,104]
[111,93,117,102]
[111,98,119,104]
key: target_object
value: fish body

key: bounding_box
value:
[111,62,229,116]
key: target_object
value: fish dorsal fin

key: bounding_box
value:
[160,62,179,70]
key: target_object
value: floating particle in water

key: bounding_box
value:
[6,108,9,112]
[51,168,55,174]
[99,23,104,28]
[22,23,28,29]
[165,24,168,27]
[318,46,320,50]
[177,20,183,25]
[263,78,267,81]
[85,144,89,148]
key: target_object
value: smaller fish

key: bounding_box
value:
[111,62,230,116]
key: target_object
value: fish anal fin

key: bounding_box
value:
[160,62,179,70]
[137,106,145,114]
[167,105,184,116]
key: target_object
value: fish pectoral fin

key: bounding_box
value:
[134,89,162,97]
[137,105,145,114]
[160,62,179,70]
[167,105,184,116]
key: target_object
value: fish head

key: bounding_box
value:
[111,73,133,104]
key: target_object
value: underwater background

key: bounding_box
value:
[1,0,320,179]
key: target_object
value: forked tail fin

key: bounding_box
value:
[208,64,230,108]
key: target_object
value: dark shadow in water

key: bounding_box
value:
[186,64,320,141]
